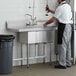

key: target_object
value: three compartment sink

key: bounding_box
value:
[19,31,55,44]
[6,22,57,44]
[18,24,57,44]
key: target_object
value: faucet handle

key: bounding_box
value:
[33,17,37,25]
[26,21,31,26]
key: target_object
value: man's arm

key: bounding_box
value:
[43,16,56,27]
[48,9,55,14]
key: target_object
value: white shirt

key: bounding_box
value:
[54,1,73,24]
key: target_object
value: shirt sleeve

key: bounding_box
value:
[54,7,61,20]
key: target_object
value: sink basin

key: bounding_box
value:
[18,23,56,44]
[19,31,55,44]
[6,20,57,44]
[24,21,45,28]
[24,24,43,28]
[6,20,57,32]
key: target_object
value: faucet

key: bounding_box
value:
[25,0,37,25]
[25,14,37,25]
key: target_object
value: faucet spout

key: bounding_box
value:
[25,14,32,20]
[25,14,37,25]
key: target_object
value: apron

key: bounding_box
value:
[57,22,66,44]
[57,1,67,44]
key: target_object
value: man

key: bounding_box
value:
[44,0,73,69]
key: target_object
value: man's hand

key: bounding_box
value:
[45,5,55,14]
[43,23,47,27]
[46,5,50,12]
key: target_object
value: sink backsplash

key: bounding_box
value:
[6,20,27,29]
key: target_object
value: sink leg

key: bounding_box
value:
[38,44,39,63]
[35,43,38,63]
[21,43,23,66]
[43,43,46,64]
[27,44,29,68]
[50,43,52,65]
[54,30,58,64]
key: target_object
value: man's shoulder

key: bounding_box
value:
[58,3,71,10]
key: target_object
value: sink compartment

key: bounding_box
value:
[19,32,36,44]
[18,31,55,44]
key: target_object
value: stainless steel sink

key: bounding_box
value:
[17,23,56,44]
[19,31,55,44]
[6,21,57,44]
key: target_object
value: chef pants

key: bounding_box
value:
[58,24,72,66]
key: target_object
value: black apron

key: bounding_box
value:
[57,1,67,44]
[57,22,66,44]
